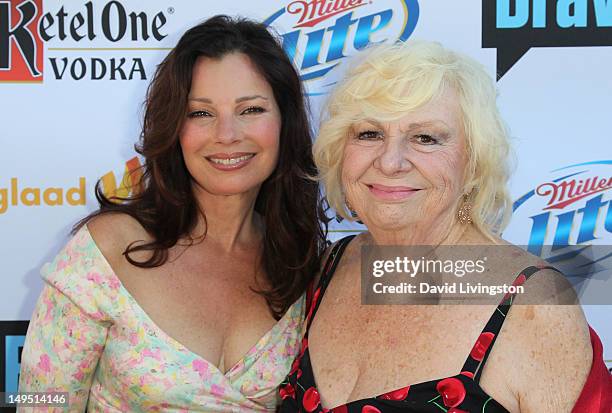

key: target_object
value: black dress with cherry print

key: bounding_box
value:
[279,235,560,413]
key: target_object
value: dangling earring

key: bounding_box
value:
[457,194,472,225]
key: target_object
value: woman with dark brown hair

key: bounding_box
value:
[18,15,327,412]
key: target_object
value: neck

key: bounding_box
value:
[190,184,262,252]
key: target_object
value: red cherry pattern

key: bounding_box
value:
[379,386,410,401]
[303,387,321,412]
[460,371,475,379]
[469,331,495,362]
[436,377,466,407]
[279,241,538,412]
[280,383,295,400]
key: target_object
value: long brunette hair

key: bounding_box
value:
[77,15,328,318]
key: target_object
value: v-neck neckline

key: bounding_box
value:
[83,224,300,379]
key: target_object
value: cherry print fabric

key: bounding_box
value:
[279,236,610,413]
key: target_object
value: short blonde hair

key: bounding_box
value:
[314,40,512,236]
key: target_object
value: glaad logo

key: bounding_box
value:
[100,156,143,199]
[483,0,612,79]
[0,177,86,214]
[0,157,142,214]
[265,0,419,94]
[0,0,169,82]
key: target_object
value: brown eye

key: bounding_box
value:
[187,110,212,118]
[414,134,438,145]
[241,106,266,115]
[357,130,383,140]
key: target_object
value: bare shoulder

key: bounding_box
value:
[476,237,592,410]
[86,212,151,269]
[500,301,592,412]
[498,260,592,411]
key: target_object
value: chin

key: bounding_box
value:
[365,216,414,233]
[195,177,263,197]
[211,185,261,196]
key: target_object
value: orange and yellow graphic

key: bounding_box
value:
[100,156,143,199]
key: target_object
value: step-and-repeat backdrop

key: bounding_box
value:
[1,0,611,395]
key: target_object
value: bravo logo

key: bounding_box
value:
[483,0,612,79]
[265,0,419,94]
[0,0,169,82]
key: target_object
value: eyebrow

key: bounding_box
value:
[353,119,451,131]
[354,118,386,129]
[188,95,269,103]
[236,95,268,103]
[406,120,452,130]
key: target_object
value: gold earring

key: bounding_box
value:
[457,194,472,225]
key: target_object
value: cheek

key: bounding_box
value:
[342,143,374,184]
[421,148,466,193]
[249,115,281,152]
[258,125,281,154]
[179,122,208,154]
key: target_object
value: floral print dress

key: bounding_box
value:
[19,226,305,412]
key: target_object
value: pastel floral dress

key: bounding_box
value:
[18,226,305,412]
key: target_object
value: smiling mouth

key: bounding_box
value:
[367,184,421,200]
[205,153,255,170]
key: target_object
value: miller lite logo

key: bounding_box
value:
[265,0,420,94]
[509,160,612,258]
[0,0,43,82]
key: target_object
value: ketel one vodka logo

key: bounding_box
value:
[0,0,43,81]
[0,0,169,82]
[264,0,420,95]
[512,161,612,258]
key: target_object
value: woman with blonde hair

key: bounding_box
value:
[279,41,611,413]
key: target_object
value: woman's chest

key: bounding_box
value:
[116,253,277,372]
[308,288,500,408]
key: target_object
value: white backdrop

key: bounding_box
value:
[1,0,610,391]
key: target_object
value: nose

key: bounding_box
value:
[215,114,240,144]
[373,137,412,176]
